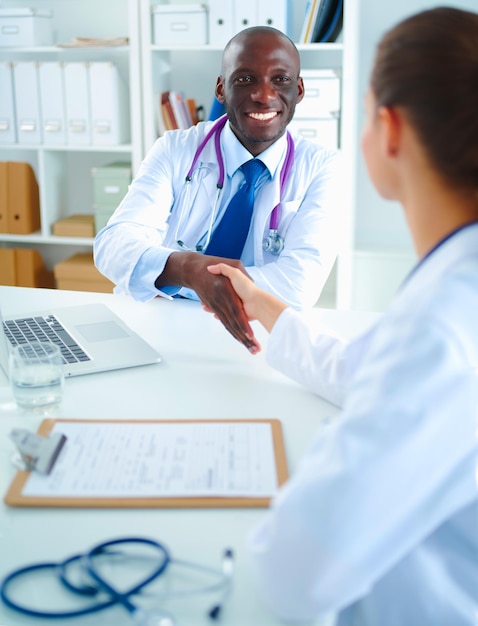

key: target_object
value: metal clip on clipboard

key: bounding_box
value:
[9,428,67,475]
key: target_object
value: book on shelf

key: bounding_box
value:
[300,0,320,43]
[169,90,193,129]
[300,0,343,44]
[314,0,343,42]
[157,91,201,135]
[160,91,178,131]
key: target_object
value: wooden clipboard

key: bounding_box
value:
[4,418,288,509]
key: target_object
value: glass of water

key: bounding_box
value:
[9,342,64,413]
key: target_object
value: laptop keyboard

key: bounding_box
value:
[3,315,91,364]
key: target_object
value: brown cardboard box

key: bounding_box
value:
[54,252,114,293]
[56,279,113,293]
[52,214,95,237]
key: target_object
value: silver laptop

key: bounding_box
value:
[0,302,162,378]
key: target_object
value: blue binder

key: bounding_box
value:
[208,96,226,121]
[311,0,343,43]
[320,0,343,42]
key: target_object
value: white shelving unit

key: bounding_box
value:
[0,0,348,302]
[0,0,142,268]
[337,0,477,311]
[138,0,345,308]
[3,0,476,308]
[139,0,344,151]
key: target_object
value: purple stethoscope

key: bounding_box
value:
[175,114,295,256]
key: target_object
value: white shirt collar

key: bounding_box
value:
[401,222,478,295]
[221,121,288,181]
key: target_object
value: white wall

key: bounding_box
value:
[352,0,478,249]
[341,0,478,311]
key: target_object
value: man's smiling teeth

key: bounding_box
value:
[248,112,278,120]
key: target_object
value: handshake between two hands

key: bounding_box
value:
[202,262,287,355]
[158,251,285,354]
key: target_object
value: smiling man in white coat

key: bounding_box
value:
[94,26,341,350]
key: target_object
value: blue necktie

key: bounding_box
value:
[205,159,266,259]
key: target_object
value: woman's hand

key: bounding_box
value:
[157,252,259,353]
[206,263,288,335]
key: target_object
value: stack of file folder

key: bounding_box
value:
[300,0,343,43]
[206,0,290,46]
[0,161,40,234]
[0,248,54,288]
[0,61,130,146]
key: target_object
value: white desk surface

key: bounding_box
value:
[0,286,379,626]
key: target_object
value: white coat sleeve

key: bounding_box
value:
[93,134,180,301]
[266,308,373,408]
[247,150,342,309]
[249,313,478,622]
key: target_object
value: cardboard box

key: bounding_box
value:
[56,278,114,293]
[91,161,132,207]
[52,214,95,238]
[152,4,208,46]
[293,69,341,119]
[0,8,53,47]
[287,118,339,150]
[54,252,114,293]
[94,208,115,235]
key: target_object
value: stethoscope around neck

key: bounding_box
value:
[175,114,295,256]
[0,537,234,626]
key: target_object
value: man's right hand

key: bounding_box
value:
[155,252,260,353]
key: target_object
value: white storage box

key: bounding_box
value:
[0,8,53,47]
[152,4,207,46]
[295,69,341,119]
[288,118,339,151]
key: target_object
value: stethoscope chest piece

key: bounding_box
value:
[262,229,284,255]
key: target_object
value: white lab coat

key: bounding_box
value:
[249,223,478,624]
[94,120,342,308]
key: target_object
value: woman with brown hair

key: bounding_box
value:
[206,7,478,624]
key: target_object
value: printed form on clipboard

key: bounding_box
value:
[4,419,289,508]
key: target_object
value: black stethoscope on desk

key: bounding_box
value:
[175,114,295,256]
[1,537,234,625]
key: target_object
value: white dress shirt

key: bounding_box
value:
[248,223,478,625]
[94,120,342,308]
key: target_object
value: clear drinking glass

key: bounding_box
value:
[9,342,64,413]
